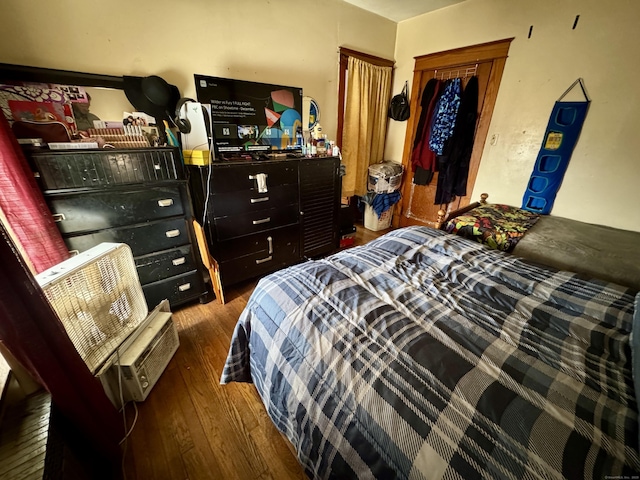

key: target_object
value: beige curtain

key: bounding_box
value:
[341,56,392,197]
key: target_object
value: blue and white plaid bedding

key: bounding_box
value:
[221,226,640,479]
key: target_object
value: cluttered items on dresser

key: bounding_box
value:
[0,63,182,150]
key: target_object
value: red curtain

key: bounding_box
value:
[0,113,69,273]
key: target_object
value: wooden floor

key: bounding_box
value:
[122,224,390,480]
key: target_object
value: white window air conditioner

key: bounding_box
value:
[36,243,179,408]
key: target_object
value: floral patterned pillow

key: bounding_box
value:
[444,204,540,251]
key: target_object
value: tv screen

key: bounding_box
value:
[194,74,303,156]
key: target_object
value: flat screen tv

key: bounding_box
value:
[194,74,303,157]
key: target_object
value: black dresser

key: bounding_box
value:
[189,156,341,289]
[28,147,210,309]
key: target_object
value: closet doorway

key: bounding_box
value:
[396,38,513,228]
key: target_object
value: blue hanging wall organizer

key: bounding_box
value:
[521,78,590,214]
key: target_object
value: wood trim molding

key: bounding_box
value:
[337,54,348,150]
[414,38,513,71]
[338,47,395,68]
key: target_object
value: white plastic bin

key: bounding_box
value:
[364,204,392,231]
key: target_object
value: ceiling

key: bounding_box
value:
[344,0,467,22]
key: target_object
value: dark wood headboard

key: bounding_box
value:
[435,193,489,230]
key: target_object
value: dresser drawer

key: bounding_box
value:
[142,270,205,309]
[48,186,185,234]
[210,183,298,217]
[32,147,183,190]
[218,227,300,285]
[65,218,191,257]
[210,161,298,194]
[212,203,298,241]
[134,245,198,284]
[210,225,298,262]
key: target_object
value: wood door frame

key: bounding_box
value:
[395,38,513,227]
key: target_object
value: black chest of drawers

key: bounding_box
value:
[28,147,210,309]
[189,156,341,288]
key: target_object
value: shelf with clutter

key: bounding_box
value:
[0,64,182,152]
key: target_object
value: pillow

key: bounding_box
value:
[443,203,540,252]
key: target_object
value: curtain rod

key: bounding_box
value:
[338,47,394,68]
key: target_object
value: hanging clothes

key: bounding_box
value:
[358,191,401,217]
[412,79,438,156]
[370,191,401,217]
[410,79,442,185]
[428,78,462,156]
[435,76,479,205]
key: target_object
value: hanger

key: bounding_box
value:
[557,78,590,102]
[433,63,478,80]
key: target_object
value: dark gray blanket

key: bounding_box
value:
[513,215,640,291]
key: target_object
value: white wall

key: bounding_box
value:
[386,0,640,231]
[0,0,397,144]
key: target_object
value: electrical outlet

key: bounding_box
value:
[490,133,499,146]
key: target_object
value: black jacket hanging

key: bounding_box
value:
[435,76,479,205]
[411,79,444,185]
[412,79,438,151]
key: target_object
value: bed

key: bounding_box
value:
[438,196,640,292]
[221,226,640,479]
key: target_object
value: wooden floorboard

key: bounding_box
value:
[123,224,389,480]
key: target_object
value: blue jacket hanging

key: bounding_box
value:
[428,78,462,156]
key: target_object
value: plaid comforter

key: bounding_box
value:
[221,226,640,479]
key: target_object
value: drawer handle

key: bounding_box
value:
[256,255,272,265]
[250,196,269,204]
[158,198,174,207]
[252,217,271,225]
[165,229,181,238]
[172,257,186,266]
[249,173,268,193]
[52,213,66,222]
[267,236,273,255]
[178,283,192,292]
